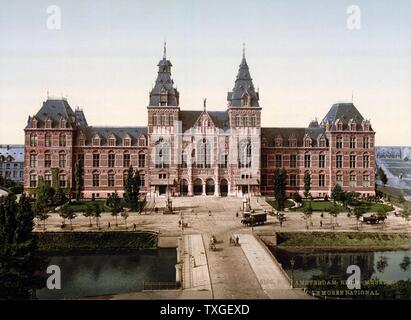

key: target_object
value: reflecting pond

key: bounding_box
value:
[36,249,176,300]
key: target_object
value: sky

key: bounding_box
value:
[0,0,410,146]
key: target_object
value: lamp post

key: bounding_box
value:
[290,257,295,288]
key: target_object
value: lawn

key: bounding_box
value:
[67,200,110,212]
[292,200,345,212]
[267,199,295,210]
[356,202,394,213]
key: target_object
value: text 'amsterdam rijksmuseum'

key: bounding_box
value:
[24,47,376,199]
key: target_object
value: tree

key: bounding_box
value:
[123,166,140,211]
[329,205,340,229]
[0,194,45,299]
[400,209,410,228]
[331,184,345,203]
[303,202,313,230]
[36,184,55,207]
[74,158,83,202]
[303,172,311,198]
[83,203,94,227]
[292,192,302,204]
[60,205,76,230]
[93,202,102,229]
[272,168,287,211]
[53,187,67,206]
[109,191,123,227]
[376,208,388,229]
[121,211,129,229]
[378,167,388,186]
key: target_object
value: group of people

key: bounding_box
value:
[229,235,240,246]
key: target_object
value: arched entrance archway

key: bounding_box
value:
[180,179,188,196]
[206,179,215,195]
[220,179,228,197]
[193,179,202,196]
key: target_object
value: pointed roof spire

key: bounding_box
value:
[203,98,207,111]
[163,41,167,59]
[242,42,246,59]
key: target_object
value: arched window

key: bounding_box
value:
[363,173,370,187]
[123,151,130,167]
[238,139,251,168]
[363,153,370,168]
[156,139,169,168]
[197,138,211,168]
[304,152,311,168]
[363,136,370,149]
[350,136,356,148]
[45,133,52,147]
[336,136,343,148]
[30,134,37,147]
[138,152,146,167]
[152,114,158,126]
[304,136,312,148]
[44,152,51,168]
[336,171,343,186]
[59,133,66,147]
[161,114,168,126]
[44,171,52,186]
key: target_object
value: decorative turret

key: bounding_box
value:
[227,44,259,108]
[149,42,180,107]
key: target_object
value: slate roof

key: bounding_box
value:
[78,127,147,146]
[28,99,76,128]
[227,56,260,108]
[149,54,179,107]
[179,110,230,132]
[75,108,88,127]
[322,103,367,130]
[0,145,24,162]
[261,126,326,148]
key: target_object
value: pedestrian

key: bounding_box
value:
[320,220,323,228]
[236,211,239,217]
[236,236,239,246]
[108,222,111,229]
[208,210,212,216]
[133,223,136,231]
[179,220,182,227]
[280,220,283,227]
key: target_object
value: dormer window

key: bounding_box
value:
[60,118,67,129]
[348,119,356,131]
[45,118,52,129]
[92,135,101,146]
[159,88,168,106]
[138,136,146,147]
[335,119,343,131]
[288,136,297,148]
[108,138,116,147]
[362,120,370,131]
[31,118,38,128]
[318,136,327,148]
[275,136,283,147]
[241,93,250,107]
[123,137,131,147]
[304,135,312,148]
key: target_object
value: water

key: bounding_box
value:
[271,248,411,286]
[36,249,177,300]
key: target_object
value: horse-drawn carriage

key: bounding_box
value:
[361,214,386,224]
[241,212,267,227]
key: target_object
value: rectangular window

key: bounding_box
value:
[93,174,99,187]
[363,155,369,168]
[350,137,356,149]
[336,155,343,168]
[139,174,145,187]
[304,154,311,168]
[45,174,51,186]
[350,174,356,187]
[336,137,342,149]
[93,154,100,167]
[363,137,369,149]
[289,174,297,187]
[319,154,325,168]
[350,155,356,168]
[275,154,282,168]
[44,154,51,168]
[59,154,66,168]
[30,174,37,188]
[319,174,325,187]
[59,175,66,188]
[30,154,37,168]
[123,154,130,168]
[138,154,145,167]
[290,155,297,168]
[336,174,343,186]
[108,174,115,187]
[363,175,370,187]
[108,153,115,168]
